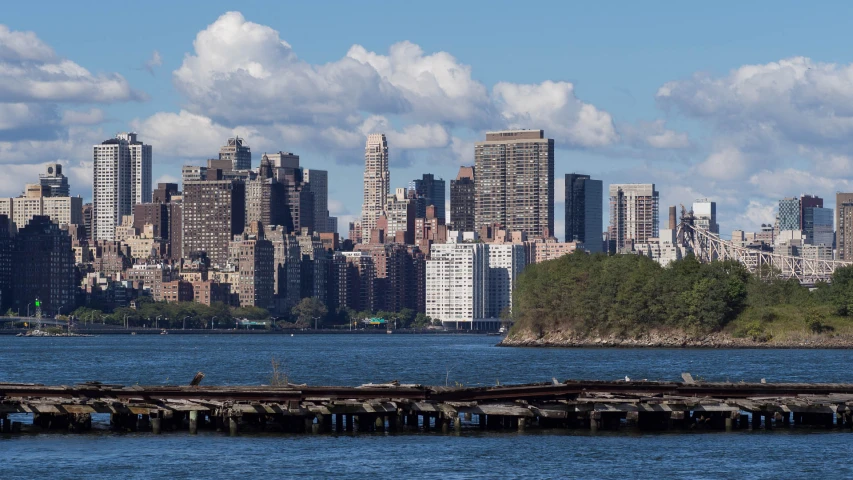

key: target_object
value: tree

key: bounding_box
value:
[412,313,432,328]
[291,297,328,328]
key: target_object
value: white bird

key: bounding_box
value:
[291,334,294,337]
[625,376,631,382]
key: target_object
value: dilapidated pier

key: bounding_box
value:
[2,377,853,435]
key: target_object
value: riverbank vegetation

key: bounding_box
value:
[509,251,853,343]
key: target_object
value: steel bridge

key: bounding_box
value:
[677,210,850,285]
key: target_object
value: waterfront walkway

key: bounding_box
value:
[2,378,852,435]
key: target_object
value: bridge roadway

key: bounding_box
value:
[2,379,853,435]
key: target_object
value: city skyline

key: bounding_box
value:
[3,3,853,239]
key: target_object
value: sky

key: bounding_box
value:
[3,0,853,240]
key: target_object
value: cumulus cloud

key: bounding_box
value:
[130,110,271,159]
[694,147,749,180]
[171,12,617,150]
[748,168,852,200]
[657,56,853,147]
[494,81,618,147]
[173,12,406,126]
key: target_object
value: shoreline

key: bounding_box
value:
[499,331,853,349]
[0,328,490,336]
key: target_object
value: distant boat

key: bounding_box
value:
[160,329,168,335]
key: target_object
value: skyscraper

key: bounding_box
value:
[245,155,286,228]
[474,130,554,238]
[450,166,475,232]
[220,137,252,171]
[564,173,603,252]
[39,163,70,197]
[361,133,389,243]
[182,169,246,268]
[92,132,151,240]
[13,215,75,316]
[803,206,833,246]
[408,174,446,222]
[608,184,659,251]
[837,193,853,260]
[777,197,801,231]
[692,199,719,234]
[304,169,330,233]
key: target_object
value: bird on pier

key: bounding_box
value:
[625,376,631,382]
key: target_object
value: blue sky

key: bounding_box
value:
[3,0,853,239]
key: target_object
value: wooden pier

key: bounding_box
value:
[2,378,853,435]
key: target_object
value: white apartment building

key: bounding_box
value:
[426,232,526,330]
[93,133,151,240]
[487,243,526,321]
[426,241,489,329]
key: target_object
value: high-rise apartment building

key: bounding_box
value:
[92,132,152,240]
[409,174,446,222]
[133,183,183,261]
[692,199,719,234]
[385,187,416,244]
[0,184,82,229]
[450,166,475,232]
[487,243,526,320]
[220,137,252,171]
[608,184,659,251]
[837,193,853,260]
[361,133,389,243]
[564,173,603,252]
[234,228,274,309]
[182,170,246,268]
[13,215,75,316]
[474,130,554,238]
[426,241,488,329]
[304,169,330,233]
[0,215,12,312]
[39,163,70,197]
[245,155,286,228]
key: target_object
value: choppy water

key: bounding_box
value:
[1,334,852,479]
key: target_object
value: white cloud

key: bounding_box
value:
[130,110,271,159]
[493,81,618,147]
[347,41,493,127]
[173,12,406,126]
[748,168,851,200]
[171,12,617,151]
[657,56,853,147]
[694,147,749,180]
[61,108,104,126]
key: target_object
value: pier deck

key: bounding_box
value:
[2,379,852,434]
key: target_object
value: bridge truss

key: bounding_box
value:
[677,211,850,285]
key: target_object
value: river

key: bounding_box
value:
[1,334,851,479]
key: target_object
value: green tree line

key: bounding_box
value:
[510,251,853,339]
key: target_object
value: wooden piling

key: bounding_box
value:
[151,413,162,435]
[589,412,598,432]
[518,417,526,432]
[454,415,462,433]
[189,411,198,434]
[0,414,9,434]
[229,415,239,436]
